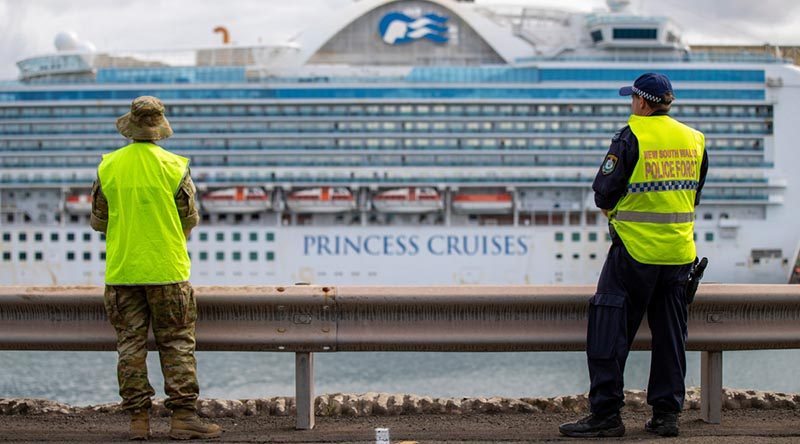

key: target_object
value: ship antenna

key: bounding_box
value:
[213,26,231,44]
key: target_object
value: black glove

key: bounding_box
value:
[685,257,708,305]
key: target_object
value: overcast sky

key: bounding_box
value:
[1,0,799,80]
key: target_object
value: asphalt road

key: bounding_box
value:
[2,408,800,443]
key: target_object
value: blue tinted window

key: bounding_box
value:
[97,67,246,84]
[539,69,764,83]
[613,28,657,39]
[1,87,765,101]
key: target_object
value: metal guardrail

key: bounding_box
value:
[2,284,799,429]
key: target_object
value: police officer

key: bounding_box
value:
[559,73,708,438]
[91,96,221,440]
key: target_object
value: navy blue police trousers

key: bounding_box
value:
[587,241,693,417]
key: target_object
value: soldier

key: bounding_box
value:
[91,96,221,440]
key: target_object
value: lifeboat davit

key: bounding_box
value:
[372,187,443,213]
[65,194,92,214]
[285,187,356,213]
[452,192,513,214]
[201,187,271,214]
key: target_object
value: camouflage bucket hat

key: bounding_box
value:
[116,96,173,141]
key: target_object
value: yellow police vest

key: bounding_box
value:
[98,142,191,284]
[609,115,705,265]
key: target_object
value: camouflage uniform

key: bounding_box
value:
[91,171,201,412]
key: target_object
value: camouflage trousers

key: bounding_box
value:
[103,282,199,412]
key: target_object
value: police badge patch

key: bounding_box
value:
[601,154,618,175]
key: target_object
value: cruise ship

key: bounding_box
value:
[1,0,798,286]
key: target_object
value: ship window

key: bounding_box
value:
[83,252,91,261]
[216,232,225,242]
[693,233,697,241]
[19,252,27,261]
[232,252,241,261]
[249,251,258,261]
[34,232,42,242]
[555,232,564,242]
[66,251,75,261]
[199,252,208,261]
[590,253,597,260]
[591,30,603,42]
[556,253,563,260]
[605,233,612,242]
[572,233,581,242]
[705,232,714,242]
[2,252,9,261]
[232,232,241,242]
[588,232,598,242]
[573,253,580,259]
[67,233,75,242]
[100,251,106,260]
[266,232,275,242]
[199,232,208,242]
[613,28,657,39]
[266,251,275,261]
[34,252,42,261]
[83,232,91,241]
[18,232,26,242]
[249,232,258,242]
[215,251,225,261]
[2,233,8,242]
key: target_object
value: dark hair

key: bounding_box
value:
[634,92,674,112]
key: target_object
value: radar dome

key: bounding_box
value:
[54,31,80,51]
[75,41,96,53]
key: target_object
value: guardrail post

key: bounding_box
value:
[701,350,723,424]
[295,352,315,430]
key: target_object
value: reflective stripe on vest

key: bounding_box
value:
[615,211,695,224]
[98,142,191,285]
[610,114,705,265]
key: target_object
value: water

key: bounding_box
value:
[2,350,799,406]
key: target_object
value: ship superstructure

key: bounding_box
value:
[1,0,798,285]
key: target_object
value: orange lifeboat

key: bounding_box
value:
[372,187,443,213]
[285,187,356,213]
[65,194,92,214]
[201,187,271,214]
[452,192,513,214]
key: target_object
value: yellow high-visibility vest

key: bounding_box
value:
[609,114,705,265]
[98,142,191,284]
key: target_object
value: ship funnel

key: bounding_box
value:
[214,26,231,44]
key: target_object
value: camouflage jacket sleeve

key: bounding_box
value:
[90,178,108,233]
[176,169,200,231]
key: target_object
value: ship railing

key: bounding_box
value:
[515,52,789,64]
[0,108,775,120]
[0,178,778,191]
[1,284,798,430]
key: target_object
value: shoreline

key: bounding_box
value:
[3,387,798,417]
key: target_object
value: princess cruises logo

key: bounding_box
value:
[378,11,449,45]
